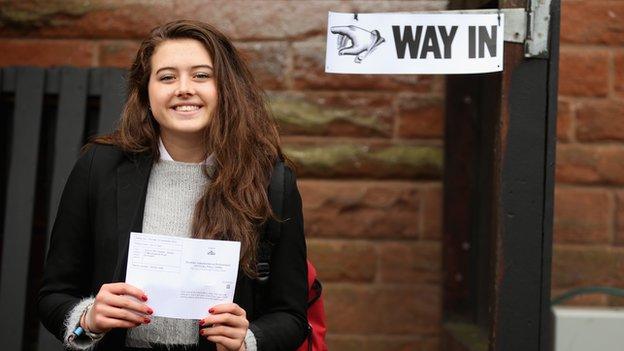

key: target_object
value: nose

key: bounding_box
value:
[175,76,195,97]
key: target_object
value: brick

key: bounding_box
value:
[577,100,624,142]
[397,96,444,139]
[551,246,624,289]
[269,92,394,138]
[421,183,442,240]
[99,40,140,68]
[307,239,376,282]
[0,1,175,39]
[615,191,624,245]
[324,284,441,334]
[616,51,624,97]
[173,0,348,41]
[0,1,447,40]
[558,49,609,97]
[0,1,342,41]
[327,335,438,351]
[237,42,289,90]
[608,295,624,307]
[347,1,447,13]
[557,100,573,142]
[284,142,443,179]
[556,144,624,185]
[299,180,420,239]
[551,288,608,307]
[554,187,611,244]
[561,1,624,45]
[378,241,441,284]
[292,41,438,92]
[0,39,94,67]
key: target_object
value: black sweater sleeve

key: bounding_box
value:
[249,167,309,350]
[37,146,97,341]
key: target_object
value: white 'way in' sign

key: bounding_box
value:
[325,12,504,74]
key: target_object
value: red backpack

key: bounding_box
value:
[300,261,327,351]
[256,161,328,351]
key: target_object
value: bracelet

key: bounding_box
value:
[80,303,104,340]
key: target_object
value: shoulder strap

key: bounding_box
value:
[268,161,285,241]
[256,161,285,283]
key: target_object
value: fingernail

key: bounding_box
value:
[141,295,148,301]
[146,308,153,315]
[208,308,214,313]
[198,320,204,326]
[144,318,151,324]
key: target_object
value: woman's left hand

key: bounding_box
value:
[199,303,249,351]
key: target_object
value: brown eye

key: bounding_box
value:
[194,72,211,79]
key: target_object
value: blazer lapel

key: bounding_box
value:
[112,152,153,282]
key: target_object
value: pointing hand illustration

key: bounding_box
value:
[330,25,385,63]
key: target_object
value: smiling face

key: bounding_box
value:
[148,39,217,144]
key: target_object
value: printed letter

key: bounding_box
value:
[478,25,497,58]
[438,26,458,59]
[419,26,441,59]
[393,25,422,59]
[468,26,476,58]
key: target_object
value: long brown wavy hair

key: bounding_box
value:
[93,20,285,277]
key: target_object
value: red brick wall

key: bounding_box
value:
[0,1,447,350]
[553,0,624,306]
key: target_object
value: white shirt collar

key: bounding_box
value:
[158,138,214,165]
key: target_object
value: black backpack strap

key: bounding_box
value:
[256,160,285,283]
[268,160,285,240]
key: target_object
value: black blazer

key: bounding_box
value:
[37,144,308,350]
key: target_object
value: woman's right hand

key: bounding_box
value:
[81,283,154,333]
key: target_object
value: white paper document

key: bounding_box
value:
[125,232,241,319]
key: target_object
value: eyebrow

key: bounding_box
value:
[155,65,214,75]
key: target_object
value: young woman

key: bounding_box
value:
[37,20,308,351]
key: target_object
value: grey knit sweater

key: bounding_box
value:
[63,156,256,350]
[126,159,209,348]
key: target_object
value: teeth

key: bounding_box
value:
[174,105,200,111]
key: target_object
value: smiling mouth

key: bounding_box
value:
[172,105,202,112]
